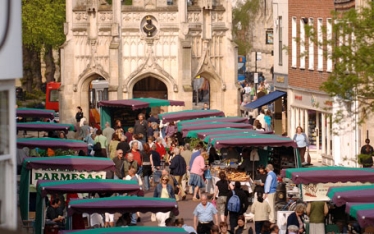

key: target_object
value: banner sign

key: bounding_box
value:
[302,182,370,201]
[31,169,107,186]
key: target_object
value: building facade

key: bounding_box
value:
[60,0,239,123]
[287,0,336,165]
[246,0,274,81]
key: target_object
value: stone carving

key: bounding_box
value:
[188,13,200,22]
[99,12,113,22]
[74,12,88,22]
[212,12,223,22]
[124,44,177,92]
[159,13,176,22]
[192,39,226,91]
[143,16,157,37]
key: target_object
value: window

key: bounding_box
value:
[292,17,297,67]
[278,17,283,66]
[49,90,59,102]
[317,18,323,71]
[0,90,9,155]
[308,18,314,70]
[300,18,306,69]
[327,18,332,72]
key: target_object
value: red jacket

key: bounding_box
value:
[155,143,166,159]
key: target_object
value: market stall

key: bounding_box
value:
[345,202,374,229]
[281,167,374,233]
[99,98,185,130]
[35,179,140,234]
[17,138,88,154]
[19,156,115,221]
[205,134,300,195]
[67,196,179,216]
[159,109,225,123]
[17,122,75,133]
[176,116,248,130]
[180,122,253,137]
[60,226,188,234]
[327,185,374,207]
[16,107,56,119]
[185,128,245,139]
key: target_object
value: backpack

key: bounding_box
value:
[227,190,241,213]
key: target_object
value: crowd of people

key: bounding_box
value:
[238,81,274,133]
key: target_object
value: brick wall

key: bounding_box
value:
[288,0,335,91]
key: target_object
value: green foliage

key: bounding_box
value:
[25,89,45,101]
[184,137,208,150]
[54,149,77,156]
[305,2,374,123]
[232,0,260,55]
[22,0,66,50]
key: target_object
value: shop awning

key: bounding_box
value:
[185,128,244,138]
[203,131,272,143]
[244,90,286,109]
[67,196,179,216]
[177,116,248,131]
[210,133,296,149]
[180,122,253,137]
[17,122,75,132]
[159,109,225,123]
[17,137,88,152]
[345,202,374,228]
[16,108,55,119]
[281,167,374,185]
[98,98,184,110]
[19,156,115,221]
[327,185,374,207]
[35,180,140,234]
[60,227,188,234]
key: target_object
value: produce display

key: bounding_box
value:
[226,169,249,182]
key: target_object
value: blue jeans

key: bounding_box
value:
[144,175,150,191]
[255,221,265,234]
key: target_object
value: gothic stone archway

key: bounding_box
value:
[132,77,168,99]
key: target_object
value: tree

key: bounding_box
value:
[22,0,65,92]
[232,0,259,55]
[308,2,374,124]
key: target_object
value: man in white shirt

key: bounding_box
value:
[255,109,266,129]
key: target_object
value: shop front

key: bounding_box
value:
[288,90,334,165]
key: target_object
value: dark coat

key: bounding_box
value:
[225,188,249,216]
[169,154,187,176]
